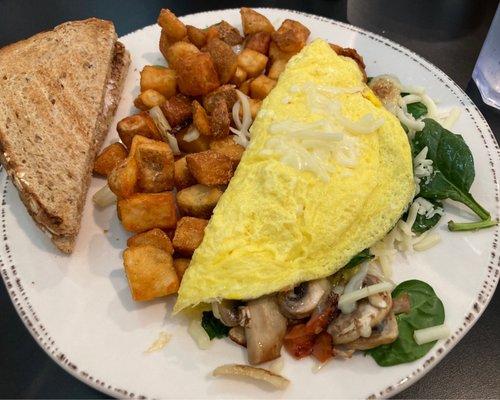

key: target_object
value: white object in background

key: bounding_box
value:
[473,5,500,109]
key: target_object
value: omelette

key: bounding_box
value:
[174,39,414,312]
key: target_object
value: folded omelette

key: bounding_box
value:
[174,39,414,312]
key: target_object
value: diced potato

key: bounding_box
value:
[134,139,174,192]
[186,150,233,185]
[177,184,223,218]
[237,49,268,77]
[165,41,200,69]
[238,79,252,96]
[245,31,271,54]
[204,38,237,84]
[272,19,310,53]
[268,59,287,80]
[205,26,219,42]
[174,52,221,96]
[173,258,191,280]
[159,29,171,60]
[117,113,162,148]
[209,98,230,137]
[172,217,209,256]
[329,43,366,78]
[123,245,179,301]
[127,228,174,254]
[160,94,192,128]
[157,9,187,42]
[240,7,275,35]
[108,158,138,199]
[176,127,211,153]
[187,25,207,48]
[128,134,155,159]
[212,20,243,46]
[250,75,277,100]
[174,157,196,189]
[117,192,177,232]
[268,41,296,63]
[192,100,211,136]
[231,66,248,86]
[140,66,177,98]
[94,142,127,177]
[134,89,166,111]
[209,136,245,168]
[202,84,238,114]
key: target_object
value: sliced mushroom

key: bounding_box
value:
[392,293,411,314]
[212,300,245,327]
[332,346,355,359]
[344,312,399,350]
[368,75,401,112]
[277,278,330,319]
[229,326,247,347]
[244,295,287,365]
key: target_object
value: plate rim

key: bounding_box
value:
[1,7,499,399]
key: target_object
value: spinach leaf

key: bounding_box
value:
[344,249,374,269]
[406,102,428,119]
[201,311,230,340]
[368,280,445,366]
[412,119,490,222]
[412,199,443,234]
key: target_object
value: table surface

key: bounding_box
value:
[0,0,499,398]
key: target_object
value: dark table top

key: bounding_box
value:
[0,0,499,398]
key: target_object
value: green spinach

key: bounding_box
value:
[201,311,230,340]
[406,102,428,119]
[344,249,374,269]
[412,199,443,234]
[368,280,445,366]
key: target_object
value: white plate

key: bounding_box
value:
[1,8,499,399]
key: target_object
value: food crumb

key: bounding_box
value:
[145,331,172,353]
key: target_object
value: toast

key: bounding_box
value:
[0,19,130,253]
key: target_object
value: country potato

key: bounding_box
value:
[134,89,166,111]
[237,48,268,77]
[245,31,271,54]
[108,158,138,198]
[240,7,275,35]
[268,59,287,80]
[250,75,277,100]
[186,150,233,185]
[204,38,237,84]
[117,113,162,148]
[209,136,245,168]
[140,66,177,98]
[238,79,252,96]
[268,41,296,63]
[209,98,230,137]
[231,67,247,86]
[157,9,187,42]
[176,127,211,153]
[192,100,212,136]
[212,20,243,45]
[94,142,127,177]
[176,184,223,218]
[202,84,238,114]
[165,41,200,69]
[127,228,174,254]
[174,157,196,189]
[187,25,207,48]
[173,258,191,280]
[160,94,192,128]
[272,19,310,53]
[174,52,220,96]
[172,217,209,256]
[134,139,174,192]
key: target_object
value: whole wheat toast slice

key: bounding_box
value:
[0,19,130,253]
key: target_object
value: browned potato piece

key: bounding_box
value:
[159,29,172,60]
[329,43,366,78]
[108,158,138,198]
[134,89,166,111]
[173,216,209,256]
[209,136,245,168]
[165,41,200,69]
[174,157,196,189]
[128,134,155,159]
[204,38,237,84]
[177,184,223,218]
[161,94,192,128]
[173,258,190,280]
[117,192,177,232]
[134,139,174,192]
[212,20,244,45]
[209,98,230,137]
[250,75,277,100]
[140,66,177,98]
[174,52,220,96]
[176,128,211,153]
[186,150,233,185]
[272,19,310,53]
[94,142,127,177]
[240,7,275,35]
[268,41,296,63]
[117,113,162,148]
[157,9,187,42]
[192,100,211,136]
[268,59,287,80]
[187,25,207,48]
[238,79,252,96]
[245,31,271,54]
[237,48,268,77]
[231,67,247,86]
[202,84,238,114]
[127,228,174,254]
[123,245,179,301]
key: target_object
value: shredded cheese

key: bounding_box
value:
[338,282,394,310]
[413,324,450,345]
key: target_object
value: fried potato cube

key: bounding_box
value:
[204,38,237,84]
[192,100,212,136]
[128,134,156,159]
[157,9,187,42]
[209,98,230,137]
[177,184,223,218]
[123,245,179,301]
[159,29,172,60]
[165,41,200,69]
[134,139,174,192]
[174,157,196,189]
[134,89,166,111]
[94,142,127,177]
[245,31,271,54]
[160,94,192,128]
[173,258,190,280]
[173,217,209,256]
[117,113,162,148]
[186,150,233,185]
[329,43,366,76]
[212,20,244,46]
[118,192,177,232]
[238,79,252,96]
[140,66,177,98]
[250,75,277,100]
[272,19,310,53]
[202,84,238,114]
[174,52,221,96]
[187,25,207,48]
[127,228,174,254]
[231,66,247,86]
[205,26,220,42]
[176,128,211,153]
[108,158,138,198]
[268,41,296,63]
[240,7,275,35]
[268,59,287,80]
[209,136,245,168]
[237,49,268,77]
